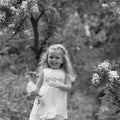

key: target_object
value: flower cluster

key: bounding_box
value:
[91,60,120,87]
[91,73,101,86]
[108,71,119,82]
[91,60,120,118]
[97,60,111,72]
[0,11,6,23]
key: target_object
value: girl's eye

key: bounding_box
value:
[56,57,60,59]
[49,55,61,60]
[49,56,53,59]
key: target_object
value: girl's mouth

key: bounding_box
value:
[51,63,57,66]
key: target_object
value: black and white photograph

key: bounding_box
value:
[0,0,120,120]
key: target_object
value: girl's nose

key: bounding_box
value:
[52,58,56,61]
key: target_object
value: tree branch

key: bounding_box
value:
[36,10,45,22]
[0,16,27,46]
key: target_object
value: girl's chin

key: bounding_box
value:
[50,65,59,69]
[51,67,59,69]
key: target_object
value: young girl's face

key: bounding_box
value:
[47,49,63,69]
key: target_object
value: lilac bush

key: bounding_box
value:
[91,60,120,119]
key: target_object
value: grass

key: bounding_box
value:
[0,72,108,120]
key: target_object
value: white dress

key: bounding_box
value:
[29,68,68,120]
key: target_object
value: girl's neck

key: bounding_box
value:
[48,67,62,70]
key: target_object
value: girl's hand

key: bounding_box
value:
[25,71,37,80]
[26,91,39,100]
[48,80,72,91]
[48,81,63,88]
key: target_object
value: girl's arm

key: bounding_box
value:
[26,71,44,99]
[35,71,44,93]
[57,77,72,91]
[49,76,72,91]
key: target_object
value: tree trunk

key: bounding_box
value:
[30,15,40,63]
[30,10,45,64]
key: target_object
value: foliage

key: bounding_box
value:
[1,0,120,120]
[80,0,120,52]
[0,0,70,62]
[2,0,120,61]
[0,0,119,64]
[91,60,120,119]
[68,90,99,120]
[0,73,34,120]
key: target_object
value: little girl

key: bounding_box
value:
[28,44,76,120]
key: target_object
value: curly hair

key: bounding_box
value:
[37,44,77,82]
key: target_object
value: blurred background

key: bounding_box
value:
[0,0,120,120]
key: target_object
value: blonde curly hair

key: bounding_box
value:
[37,44,77,82]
